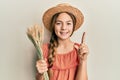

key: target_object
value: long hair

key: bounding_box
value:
[48,12,76,76]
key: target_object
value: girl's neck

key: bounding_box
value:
[57,38,73,47]
[56,38,74,54]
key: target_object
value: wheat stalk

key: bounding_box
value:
[27,24,49,80]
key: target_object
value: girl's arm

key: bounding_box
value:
[75,60,88,80]
[36,73,44,80]
[36,59,48,80]
[75,32,89,80]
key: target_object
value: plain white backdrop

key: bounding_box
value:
[0,0,120,80]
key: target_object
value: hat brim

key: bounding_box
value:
[42,4,84,32]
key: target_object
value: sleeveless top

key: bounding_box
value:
[42,43,80,80]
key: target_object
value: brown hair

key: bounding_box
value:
[48,12,76,76]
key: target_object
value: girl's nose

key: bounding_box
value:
[61,23,66,30]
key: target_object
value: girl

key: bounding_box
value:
[36,3,89,80]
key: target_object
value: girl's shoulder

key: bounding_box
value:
[42,43,49,58]
[74,42,80,50]
[74,42,80,46]
[42,43,49,48]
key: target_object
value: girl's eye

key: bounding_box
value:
[55,22,61,25]
[67,22,72,25]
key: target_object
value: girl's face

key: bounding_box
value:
[54,13,74,40]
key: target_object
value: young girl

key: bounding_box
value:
[36,3,89,80]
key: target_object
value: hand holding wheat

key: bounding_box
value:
[27,24,49,80]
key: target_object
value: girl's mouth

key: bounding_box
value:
[60,32,68,35]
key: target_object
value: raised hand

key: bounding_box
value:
[78,32,89,61]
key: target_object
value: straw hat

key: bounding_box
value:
[42,3,84,32]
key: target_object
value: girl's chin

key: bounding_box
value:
[58,36,70,40]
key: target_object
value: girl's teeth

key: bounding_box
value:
[61,32,67,35]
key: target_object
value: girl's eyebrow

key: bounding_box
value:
[56,20,72,22]
[56,20,62,22]
[67,20,72,22]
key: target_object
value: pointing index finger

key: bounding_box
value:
[81,32,86,44]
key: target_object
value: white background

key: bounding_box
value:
[0,0,120,80]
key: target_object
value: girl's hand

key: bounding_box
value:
[78,32,89,61]
[36,59,48,74]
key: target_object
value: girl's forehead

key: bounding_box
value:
[57,13,71,17]
[56,13,72,21]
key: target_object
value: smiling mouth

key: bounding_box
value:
[60,32,68,35]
